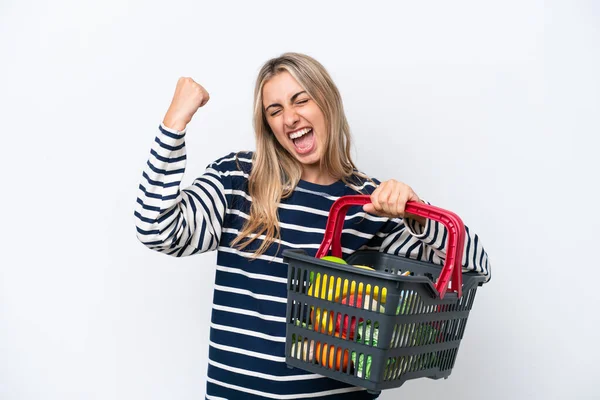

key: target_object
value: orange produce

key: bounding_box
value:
[315,334,350,371]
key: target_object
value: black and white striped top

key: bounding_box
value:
[134,123,491,399]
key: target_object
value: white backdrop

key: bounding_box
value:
[1,1,598,399]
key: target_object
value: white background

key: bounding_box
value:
[1,1,599,399]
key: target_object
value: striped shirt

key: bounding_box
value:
[134,123,491,400]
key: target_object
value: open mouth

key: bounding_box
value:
[288,127,315,154]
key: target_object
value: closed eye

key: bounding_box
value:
[269,99,309,116]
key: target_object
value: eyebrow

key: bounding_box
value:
[264,91,307,113]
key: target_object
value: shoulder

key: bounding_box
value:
[207,151,254,175]
[344,167,381,194]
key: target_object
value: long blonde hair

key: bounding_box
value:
[230,52,373,259]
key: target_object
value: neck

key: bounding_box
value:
[301,165,338,185]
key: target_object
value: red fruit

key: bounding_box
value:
[335,294,363,340]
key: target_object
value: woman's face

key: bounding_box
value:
[262,71,327,168]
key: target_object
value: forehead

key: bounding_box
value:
[262,71,304,105]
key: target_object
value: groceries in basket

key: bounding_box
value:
[309,273,387,335]
[282,195,488,392]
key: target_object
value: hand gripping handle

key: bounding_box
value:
[315,195,465,299]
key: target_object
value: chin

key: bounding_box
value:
[297,153,321,165]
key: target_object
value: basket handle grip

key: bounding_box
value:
[315,194,465,299]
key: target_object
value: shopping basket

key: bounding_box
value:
[281,195,486,394]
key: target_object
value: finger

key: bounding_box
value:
[370,183,384,213]
[200,94,209,107]
[386,183,401,217]
[382,186,397,216]
[363,202,391,217]
[396,193,408,217]
[407,188,420,203]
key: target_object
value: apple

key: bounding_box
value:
[353,264,375,271]
[335,294,364,340]
[320,256,347,264]
[335,294,385,339]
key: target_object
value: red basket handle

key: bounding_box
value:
[315,195,465,299]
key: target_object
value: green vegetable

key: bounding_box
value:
[294,320,312,330]
[396,292,418,315]
[351,352,373,379]
[351,321,379,379]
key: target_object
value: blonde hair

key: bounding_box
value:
[230,52,373,259]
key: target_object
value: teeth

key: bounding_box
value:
[288,128,311,140]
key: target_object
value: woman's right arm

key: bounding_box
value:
[133,78,225,257]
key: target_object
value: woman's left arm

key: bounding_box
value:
[363,179,491,283]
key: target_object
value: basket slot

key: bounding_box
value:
[455,318,467,340]
[414,323,424,347]
[351,352,374,379]
[441,349,450,370]
[390,325,398,347]
[458,317,468,339]
[300,267,308,295]
[439,319,449,342]
[392,357,401,380]
[366,320,374,346]
[295,266,301,293]
[439,350,448,370]
[409,293,420,314]
[415,296,425,315]
[451,319,461,341]
[342,279,350,305]
[342,346,352,375]
[326,275,333,302]
[399,323,412,348]
[290,300,296,324]
[409,323,421,347]
[391,357,401,380]
[401,356,411,377]
[289,266,295,291]
[383,357,392,380]
[290,334,317,363]
[467,288,477,310]
[458,289,469,311]
[411,355,421,373]
[391,324,399,348]
[397,324,409,348]
[297,334,304,360]
[299,300,306,328]
[441,348,458,371]
[408,354,419,372]
[427,351,437,369]
[450,319,460,341]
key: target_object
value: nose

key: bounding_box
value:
[283,107,299,128]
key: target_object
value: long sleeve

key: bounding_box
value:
[368,200,492,283]
[133,123,229,257]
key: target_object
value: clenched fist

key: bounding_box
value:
[162,77,210,131]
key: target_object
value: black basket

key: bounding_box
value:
[282,195,486,394]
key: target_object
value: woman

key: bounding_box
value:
[134,52,491,399]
